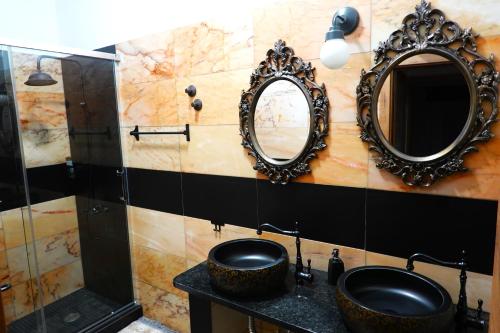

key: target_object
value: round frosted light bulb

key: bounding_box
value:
[320,38,350,69]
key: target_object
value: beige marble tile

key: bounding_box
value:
[121,126,181,172]
[11,52,64,94]
[175,68,252,126]
[133,245,187,297]
[12,279,37,319]
[252,2,292,66]
[371,0,500,51]
[128,206,185,257]
[135,280,190,333]
[0,250,9,286]
[119,79,178,127]
[3,197,78,249]
[298,122,368,188]
[173,22,225,77]
[7,228,81,285]
[21,128,71,168]
[2,287,16,324]
[16,91,67,130]
[312,53,372,123]
[38,260,84,306]
[1,208,25,250]
[11,260,83,319]
[477,35,500,69]
[223,15,254,71]
[116,30,175,85]
[366,251,493,312]
[179,125,257,178]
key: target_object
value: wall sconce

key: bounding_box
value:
[320,7,360,69]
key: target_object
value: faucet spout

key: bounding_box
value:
[256,221,313,285]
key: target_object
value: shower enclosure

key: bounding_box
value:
[0,44,141,332]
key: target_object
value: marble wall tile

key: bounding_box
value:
[311,53,372,123]
[0,250,9,285]
[16,91,67,130]
[11,52,64,94]
[179,125,257,178]
[38,260,84,305]
[252,2,292,66]
[116,31,175,85]
[371,0,500,51]
[3,197,77,249]
[173,22,226,77]
[128,206,185,257]
[119,79,178,127]
[0,208,24,250]
[11,280,37,319]
[175,69,252,126]
[222,15,254,72]
[2,287,16,324]
[477,35,500,69]
[366,251,493,312]
[12,260,84,319]
[134,279,190,333]
[21,128,71,168]
[7,228,81,285]
[121,126,181,172]
[132,245,187,297]
[298,123,368,188]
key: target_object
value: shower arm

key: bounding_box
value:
[36,55,89,109]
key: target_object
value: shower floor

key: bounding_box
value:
[8,288,121,333]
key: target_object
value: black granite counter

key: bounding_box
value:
[174,262,349,333]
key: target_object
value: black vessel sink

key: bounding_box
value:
[336,266,454,333]
[207,238,289,297]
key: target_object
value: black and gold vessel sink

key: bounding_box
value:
[207,238,289,297]
[336,266,454,333]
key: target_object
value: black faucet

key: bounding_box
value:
[406,250,486,331]
[257,221,314,285]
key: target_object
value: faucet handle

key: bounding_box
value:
[307,259,312,273]
[476,299,483,319]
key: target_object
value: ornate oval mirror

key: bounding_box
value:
[357,0,498,186]
[253,78,311,162]
[240,40,329,184]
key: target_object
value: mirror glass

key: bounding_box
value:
[254,80,310,161]
[376,53,470,157]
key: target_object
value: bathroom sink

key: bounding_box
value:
[207,238,289,297]
[336,266,454,333]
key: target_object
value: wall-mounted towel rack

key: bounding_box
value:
[69,126,111,139]
[129,124,190,142]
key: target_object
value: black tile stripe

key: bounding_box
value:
[257,179,366,249]
[126,168,183,215]
[125,167,498,276]
[366,189,497,275]
[26,163,74,205]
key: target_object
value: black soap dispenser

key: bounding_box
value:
[328,248,344,285]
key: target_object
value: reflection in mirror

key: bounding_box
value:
[254,80,310,161]
[376,54,470,157]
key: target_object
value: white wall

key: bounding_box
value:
[0,0,61,47]
[0,0,275,51]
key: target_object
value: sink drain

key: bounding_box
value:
[63,312,81,323]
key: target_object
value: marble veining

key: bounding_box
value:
[21,128,71,168]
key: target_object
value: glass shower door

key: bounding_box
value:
[2,45,136,333]
[0,45,45,333]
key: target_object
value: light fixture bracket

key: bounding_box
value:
[325,7,359,40]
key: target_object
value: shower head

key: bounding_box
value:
[24,70,57,86]
[24,55,59,86]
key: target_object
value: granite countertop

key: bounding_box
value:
[173,262,349,333]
